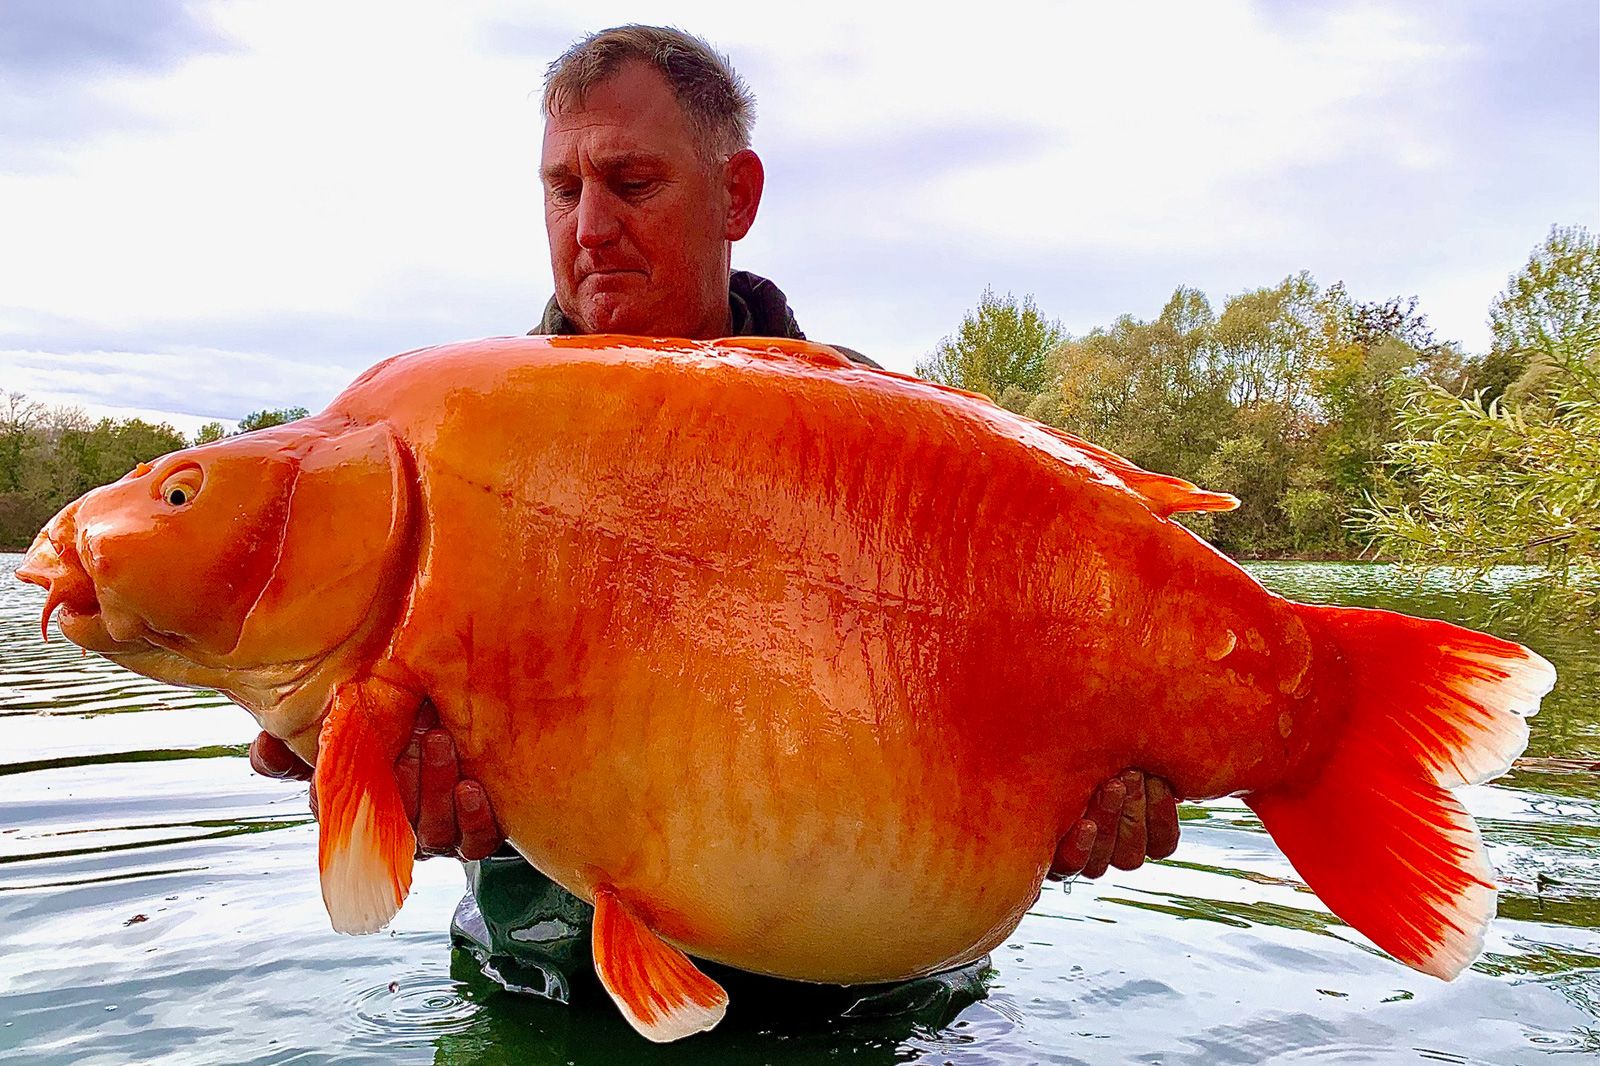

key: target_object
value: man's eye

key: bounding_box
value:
[548,184,580,204]
[619,179,657,198]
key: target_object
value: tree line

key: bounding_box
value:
[917,225,1598,620]
[0,405,306,550]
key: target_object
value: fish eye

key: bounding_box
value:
[157,466,203,508]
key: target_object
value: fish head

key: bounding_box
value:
[17,419,415,740]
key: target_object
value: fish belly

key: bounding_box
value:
[460,685,1065,983]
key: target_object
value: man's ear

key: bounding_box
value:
[724,148,764,242]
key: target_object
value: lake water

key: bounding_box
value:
[2,555,1597,1064]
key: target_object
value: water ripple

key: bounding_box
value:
[347,972,486,1040]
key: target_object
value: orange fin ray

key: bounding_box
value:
[592,885,728,1042]
[1248,605,1555,980]
[1040,427,1239,516]
[315,679,419,935]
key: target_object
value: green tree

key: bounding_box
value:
[236,407,310,433]
[1196,274,1326,556]
[1035,277,1329,557]
[1213,271,1321,421]
[1357,227,1600,622]
[1487,224,1600,405]
[0,392,46,494]
[1308,287,1464,543]
[916,289,1064,401]
[194,421,226,445]
[0,393,52,548]
[1199,413,1297,557]
[1049,316,1151,445]
[1047,287,1229,479]
[53,418,189,497]
[1461,347,1525,406]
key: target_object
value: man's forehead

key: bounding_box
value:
[540,148,670,178]
[543,61,694,138]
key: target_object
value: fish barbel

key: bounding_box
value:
[16,335,1555,1041]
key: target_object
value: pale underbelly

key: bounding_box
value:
[461,723,1062,983]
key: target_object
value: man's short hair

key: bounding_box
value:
[543,25,756,162]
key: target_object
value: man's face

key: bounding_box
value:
[542,61,748,339]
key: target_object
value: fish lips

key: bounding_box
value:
[17,526,147,653]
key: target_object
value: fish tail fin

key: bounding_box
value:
[315,680,418,935]
[1246,605,1554,979]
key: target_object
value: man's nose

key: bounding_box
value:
[575,186,622,249]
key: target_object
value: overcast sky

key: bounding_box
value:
[1,0,1596,434]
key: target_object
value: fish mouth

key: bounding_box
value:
[15,521,134,651]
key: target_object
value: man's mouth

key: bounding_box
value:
[582,268,646,288]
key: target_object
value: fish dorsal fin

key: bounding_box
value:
[604,336,1239,519]
[1038,427,1239,518]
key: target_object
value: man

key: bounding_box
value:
[251,23,1180,1018]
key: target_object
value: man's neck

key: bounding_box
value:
[687,306,733,340]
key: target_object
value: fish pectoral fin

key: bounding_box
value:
[591,885,728,1043]
[314,677,419,935]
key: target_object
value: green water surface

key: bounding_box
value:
[1,556,1596,1064]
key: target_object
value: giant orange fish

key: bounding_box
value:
[17,336,1555,1042]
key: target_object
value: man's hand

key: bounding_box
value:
[393,705,503,860]
[248,730,314,782]
[247,704,504,862]
[1048,770,1180,880]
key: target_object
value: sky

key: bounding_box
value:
[1,0,1596,435]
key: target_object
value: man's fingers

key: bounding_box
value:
[1048,818,1097,880]
[1081,777,1124,879]
[1145,775,1181,860]
[395,731,425,826]
[248,732,313,781]
[1110,770,1148,870]
[455,782,503,861]
[414,730,460,857]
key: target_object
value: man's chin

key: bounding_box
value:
[572,282,682,336]
[577,304,651,337]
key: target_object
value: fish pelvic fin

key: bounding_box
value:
[1248,605,1555,980]
[592,885,728,1043]
[315,678,420,935]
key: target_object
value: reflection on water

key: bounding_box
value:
[1,555,1596,1064]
